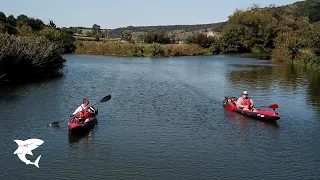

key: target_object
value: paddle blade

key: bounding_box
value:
[226,106,237,111]
[100,95,111,102]
[268,104,279,109]
[48,121,60,127]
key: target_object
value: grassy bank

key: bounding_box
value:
[272,47,320,71]
[0,33,65,83]
[74,41,208,57]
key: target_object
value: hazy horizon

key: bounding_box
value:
[1,0,299,29]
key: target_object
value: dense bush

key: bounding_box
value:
[214,3,320,68]
[0,34,65,82]
[75,41,206,57]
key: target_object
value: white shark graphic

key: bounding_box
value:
[13,139,44,168]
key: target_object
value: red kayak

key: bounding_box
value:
[68,107,98,135]
[223,96,280,121]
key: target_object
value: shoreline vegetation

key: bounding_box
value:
[1,0,320,84]
[0,33,65,83]
[74,41,208,57]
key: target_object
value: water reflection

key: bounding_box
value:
[304,69,320,114]
[0,72,64,88]
[227,53,271,60]
[228,65,304,89]
[68,128,96,152]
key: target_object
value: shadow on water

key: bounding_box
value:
[226,53,271,60]
[0,72,64,87]
[68,125,98,146]
[0,73,64,101]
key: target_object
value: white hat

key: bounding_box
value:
[242,91,248,95]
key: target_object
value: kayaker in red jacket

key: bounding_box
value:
[236,91,257,112]
[71,99,92,122]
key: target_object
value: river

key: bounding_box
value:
[0,54,319,180]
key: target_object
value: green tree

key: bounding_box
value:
[7,15,17,26]
[219,24,249,53]
[193,33,215,48]
[69,27,78,33]
[40,27,76,53]
[103,30,108,38]
[0,13,17,34]
[92,24,100,36]
[77,29,83,34]
[137,34,145,43]
[47,20,56,28]
[298,22,320,56]
[6,24,17,34]
[19,25,33,36]
[0,23,6,33]
[122,30,132,41]
[16,14,29,27]
[226,6,279,52]
[144,32,154,43]
[143,30,172,44]
[0,12,6,23]
[40,27,59,41]
[185,35,194,44]
[166,32,175,43]
[26,18,45,31]
[59,28,76,52]
[86,31,92,37]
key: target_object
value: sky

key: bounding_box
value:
[1,0,300,29]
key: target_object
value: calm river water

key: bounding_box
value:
[0,54,319,180]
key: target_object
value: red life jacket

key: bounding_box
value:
[77,105,91,119]
[242,98,252,106]
[82,105,92,119]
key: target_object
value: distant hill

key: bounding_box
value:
[74,22,227,42]
[107,22,226,37]
[73,0,320,40]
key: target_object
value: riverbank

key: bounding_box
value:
[74,41,210,57]
[74,40,320,71]
[271,47,320,71]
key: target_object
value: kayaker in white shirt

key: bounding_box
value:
[72,99,89,115]
[236,91,257,112]
[71,99,92,122]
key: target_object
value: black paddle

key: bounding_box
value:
[48,95,111,127]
